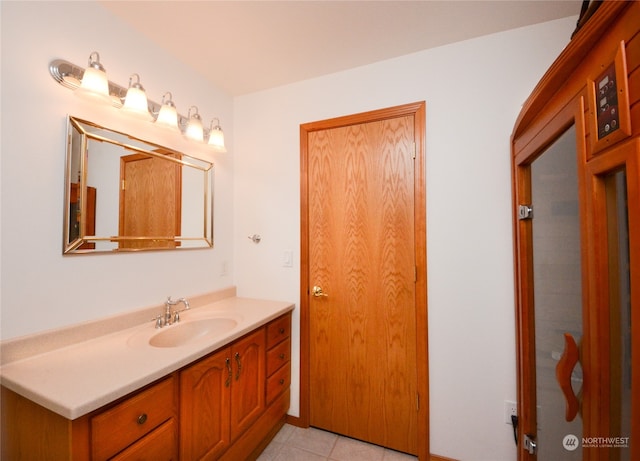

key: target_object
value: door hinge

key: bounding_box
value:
[121,179,126,191]
[524,434,537,454]
[412,142,416,159]
[416,393,420,411]
[518,204,533,220]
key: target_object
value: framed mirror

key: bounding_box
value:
[64,116,213,254]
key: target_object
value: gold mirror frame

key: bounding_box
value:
[63,116,213,254]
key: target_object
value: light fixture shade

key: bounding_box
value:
[185,106,204,142]
[75,52,111,103]
[122,73,152,120]
[155,92,179,131]
[208,119,226,152]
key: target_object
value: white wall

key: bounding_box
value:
[233,17,576,461]
[0,1,235,339]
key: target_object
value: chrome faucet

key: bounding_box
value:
[156,296,190,328]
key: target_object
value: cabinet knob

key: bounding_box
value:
[137,413,148,425]
[279,379,285,385]
[279,353,285,360]
[279,328,285,334]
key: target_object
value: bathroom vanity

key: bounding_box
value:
[0,292,293,460]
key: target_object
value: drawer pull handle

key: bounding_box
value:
[235,352,242,380]
[137,413,148,425]
[279,379,285,385]
[225,358,232,388]
[279,353,286,360]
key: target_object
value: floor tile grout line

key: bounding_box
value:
[263,424,418,461]
[326,433,340,460]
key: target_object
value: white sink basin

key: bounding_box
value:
[127,313,242,349]
[148,318,238,348]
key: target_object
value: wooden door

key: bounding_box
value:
[69,183,96,250]
[230,329,266,440]
[180,348,231,460]
[300,102,428,457]
[119,153,181,249]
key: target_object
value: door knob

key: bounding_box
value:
[312,286,328,297]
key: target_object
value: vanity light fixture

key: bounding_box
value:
[184,106,204,142]
[74,52,111,104]
[49,51,227,151]
[155,92,179,131]
[121,73,152,120]
[207,118,226,152]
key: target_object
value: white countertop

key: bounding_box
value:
[0,297,294,420]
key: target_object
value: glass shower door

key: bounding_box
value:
[530,124,583,459]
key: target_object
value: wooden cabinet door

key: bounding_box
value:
[180,347,231,461]
[230,328,266,441]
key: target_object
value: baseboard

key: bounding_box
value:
[431,454,459,461]
[285,414,305,427]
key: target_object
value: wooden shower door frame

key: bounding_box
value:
[297,101,428,460]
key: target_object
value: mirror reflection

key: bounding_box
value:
[64,116,213,254]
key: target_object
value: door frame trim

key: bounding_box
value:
[297,101,428,460]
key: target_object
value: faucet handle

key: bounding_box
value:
[153,316,164,329]
[173,311,180,323]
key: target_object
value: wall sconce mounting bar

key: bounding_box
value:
[49,58,206,135]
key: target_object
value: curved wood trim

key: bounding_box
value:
[513,1,631,140]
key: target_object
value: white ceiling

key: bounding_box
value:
[100,1,581,96]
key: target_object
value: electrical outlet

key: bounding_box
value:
[504,400,518,424]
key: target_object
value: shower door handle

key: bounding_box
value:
[555,333,580,421]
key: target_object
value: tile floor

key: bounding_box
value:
[257,424,419,461]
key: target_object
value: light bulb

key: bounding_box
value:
[122,73,152,120]
[207,119,226,152]
[185,106,204,142]
[155,92,179,131]
[75,52,111,104]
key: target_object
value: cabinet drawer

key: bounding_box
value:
[266,364,290,404]
[110,418,178,461]
[92,376,177,461]
[266,314,291,348]
[266,337,290,376]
